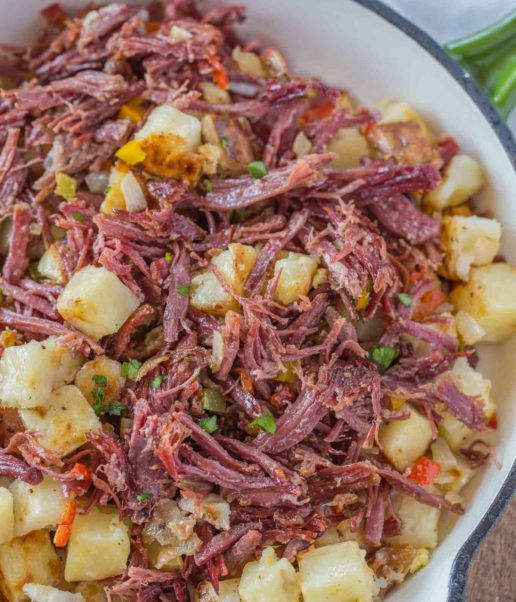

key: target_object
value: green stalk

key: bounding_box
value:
[445,9,516,59]
[445,10,516,118]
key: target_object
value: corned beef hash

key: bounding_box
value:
[0,2,514,601]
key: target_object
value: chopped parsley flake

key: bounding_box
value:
[398,293,413,307]
[370,346,399,369]
[199,415,218,434]
[104,185,112,194]
[150,375,167,389]
[251,414,277,434]
[72,212,85,221]
[92,374,107,388]
[221,136,229,148]
[136,492,152,502]
[247,161,268,179]
[164,252,172,264]
[177,283,190,297]
[204,179,213,192]
[121,359,141,379]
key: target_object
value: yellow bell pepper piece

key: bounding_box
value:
[115,140,146,165]
[55,172,77,201]
[118,102,146,124]
[355,285,371,311]
[277,361,296,383]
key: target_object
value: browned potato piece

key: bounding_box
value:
[368,122,441,167]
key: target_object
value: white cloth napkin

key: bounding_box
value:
[384,0,516,130]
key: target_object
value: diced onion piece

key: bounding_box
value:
[442,215,501,281]
[450,263,516,342]
[211,330,224,372]
[298,541,374,602]
[232,47,266,77]
[57,265,141,340]
[10,476,65,537]
[200,81,230,105]
[85,171,110,194]
[454,310,487,345]
[135,105,201,153]
[64,506,130,582]
[179,493,230,531]
[196,579,241,601]
[424,154,484,210]
[23,584,85,602]
[169,25,192,40]
[387,494,440,549]
[20,385,101,456]
[239,547,300,602]
[378,404,433,471]
[0,530,61,602]
[292,131,312,158]
[100,165,127,215]
[0,487,13,544]
[0,336,82,409]
[273,252,319,305]
[327,127,369,168]
[120,171,147,212]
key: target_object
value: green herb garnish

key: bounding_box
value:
[164,252,172,264]
[104,185,112,194]
[177,283,190,297]
[121,359,142,379]
[370,346,399,369]
[247,161,268,179]
[72,212,85,221]
[199,415,218,434]
[251,414,277,434]
[136,492,152,502]
[221,136,229,148]
[204,179,213,192]
[398,293,413,307]
[150,375,167,389]
[92,374,108,387]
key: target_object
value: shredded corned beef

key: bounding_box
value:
[0,1,497,600]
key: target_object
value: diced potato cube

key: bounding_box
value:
[273,252,319,305]
[74,357,125,405]
[379,404,433,471]
[57,265,140,340]
[37,244,67,284]
[20,385,101,456]
[442,215,501,281]
[10,476,65,538]
[327,127,369,168]
[438,358,494,450]
[232,47,266,77]
[454,310,487,345]
[450,263,516,342]
[298,541,374,602]
[190,244,257,316]
[387,494,440,549]
[0,337,82,409]
[0,488,13,544]
[0,530,61,602]
[378,99,430,134]
[196,579,241,602]
[424,155,484,210]
[23,584,84,602]
[431,438,474,494]
[64,506,130,582]
[238,547,300,602]
[135,105,201,153]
